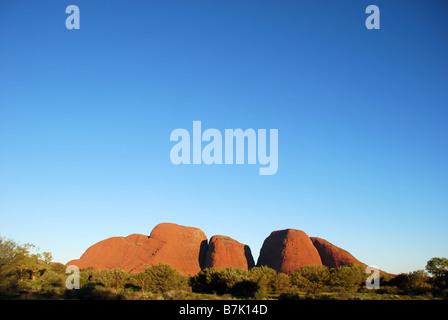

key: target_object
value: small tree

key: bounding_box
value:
[425,257,448,289]
[42,252,53,265]
[0,237,25,294]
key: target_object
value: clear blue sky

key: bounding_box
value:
[0,0,447,274]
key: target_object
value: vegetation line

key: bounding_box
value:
[1,237,447,300]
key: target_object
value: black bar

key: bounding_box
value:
[1,299,446,319]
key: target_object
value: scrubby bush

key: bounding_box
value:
[136,264,189,294]
[230,280,259,298]
[0,237,54,297]
[190,267,250,295]
[48,262,67,274]
[271,272,291,293]
[426,257,448,290]
[92,269,128,289]
[63,283,124,300]
[38,270,65,288]
[249,266,285,295]
[390,270,431,294]
[407,270,432,293]
[290,265,330,294]
[328,264,365,292]
[249,266,276,289]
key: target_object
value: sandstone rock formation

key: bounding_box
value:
[147,223,208,275]
[256,229,322,274]
[205,235,255,270]
[67,223,207,275]
[66,233,158,273]
[310,237,364,269]
[67,223,375,276]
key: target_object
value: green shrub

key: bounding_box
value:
[253,289,268,300]
[38,270,65,288]
[136,264,189,293]
[92,268,128,289]
[63,283,124,300]
[426,257,448,290]
[190,267,250,295]
[328,264,365,292]
[290,265,330,294]
[390,270,432,294]
[230,280,259,298]
[48,262,67,274]
[249,266,277,293]
[272,272,291,293]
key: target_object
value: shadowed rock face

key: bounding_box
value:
[256,229,322,274]
[310,237,364,269]
[66,223,208,275]
[205,235,255,270]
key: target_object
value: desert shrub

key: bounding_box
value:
[278,293,302,300]
[271,272,291,293]
[390,270,432,294]
[1,237,28,295]
[407,270,432,293]
[230,280,259,298]
[290,265,330,294]
[76,268,93,288]
[0,237,53,296]
[136,264,189,294]
[249,266,277,293]
[253,289,268,299]
[440,288,448,299]
[63,283,124,300]
[48,262,67,274]
[162,290,193,300]
[38,269,65,288]
[379,273,394,285]
[390,273,409,291]
[328,264,365,292]
[92,268,128,289]
[375,285,399,295]
[190,267,250,295]
[426,257,448,290]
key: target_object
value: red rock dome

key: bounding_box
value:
[310,237,364,268]
[67,223,207,275]
[256,229,322,274]
[205,235,255,270]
